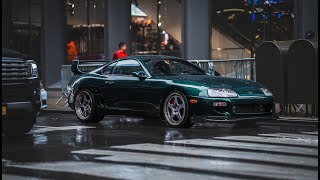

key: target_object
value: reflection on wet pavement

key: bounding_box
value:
[2,113,318,179]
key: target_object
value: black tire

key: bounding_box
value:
[162,91,192,128]
[3,115,36,136]
[74,89,105,123]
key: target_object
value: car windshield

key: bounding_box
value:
[143,59,205,76]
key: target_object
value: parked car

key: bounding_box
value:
[67,55,276,128]
[2,49,41,135]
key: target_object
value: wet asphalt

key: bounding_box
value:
[2,113,318,180]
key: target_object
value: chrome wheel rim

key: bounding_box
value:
[164,93,186,125]
[75,91,92,120]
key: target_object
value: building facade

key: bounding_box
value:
[2,0,318,88]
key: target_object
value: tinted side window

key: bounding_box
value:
[101,62,116,75]
[112,60,143,76]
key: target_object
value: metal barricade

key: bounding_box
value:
[188,60,215,76]
[132,50,182,57]
[188,58,255,81]
[55,65,73,107]
[56,62,104,107]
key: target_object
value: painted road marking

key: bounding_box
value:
[2,174,47,180]
[71,149,316,180]
[165,139,318,156]
[214,135,318,147]
[4,132,318,180]
[110,143,317,167]
[33,125,51,128]
[258,133,318,140]
[5,161,233,180]
[301,131,318,135]
[28,126,96,134]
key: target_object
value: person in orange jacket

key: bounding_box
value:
[68,41,78,61]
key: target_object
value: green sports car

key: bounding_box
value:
[67,55,276,128]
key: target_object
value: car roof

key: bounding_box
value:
[125,55,183,61]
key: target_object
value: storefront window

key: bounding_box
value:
[131,0,182,57]
[10,0,42,77]
[66,0,105,63]
[211,0,294,59]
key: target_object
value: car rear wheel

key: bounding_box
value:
[163,91,193,128]
[74,89,104,123]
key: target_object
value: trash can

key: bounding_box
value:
[287,40,318,115]
[255,41,294,107]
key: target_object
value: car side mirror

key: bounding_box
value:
[132,71,147,80]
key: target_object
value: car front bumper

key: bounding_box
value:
[191,114,278,123]
[188,95,276,123]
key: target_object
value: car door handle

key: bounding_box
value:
[105,81,114,85]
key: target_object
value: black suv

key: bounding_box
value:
[2,48,41,135]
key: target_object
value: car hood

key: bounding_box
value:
[155,75,265,96]
[2,48,32,60]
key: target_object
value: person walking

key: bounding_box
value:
[112,42,128,60]
[67,41,78,61]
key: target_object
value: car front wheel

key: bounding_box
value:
[74,89,104,123]
[163,91,193,128]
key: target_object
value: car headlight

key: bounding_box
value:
[260,88,273,96]
[27,60,38,79]
[207,88,239,98]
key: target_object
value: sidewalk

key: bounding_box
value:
[44,89,318,124]
[45,89,72,113]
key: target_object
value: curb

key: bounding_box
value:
[259,120,318,126]
[42,109,73,114]
[274,118,318,126]
[278,117,318,121]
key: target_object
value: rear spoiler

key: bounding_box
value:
[71,60,85,75]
